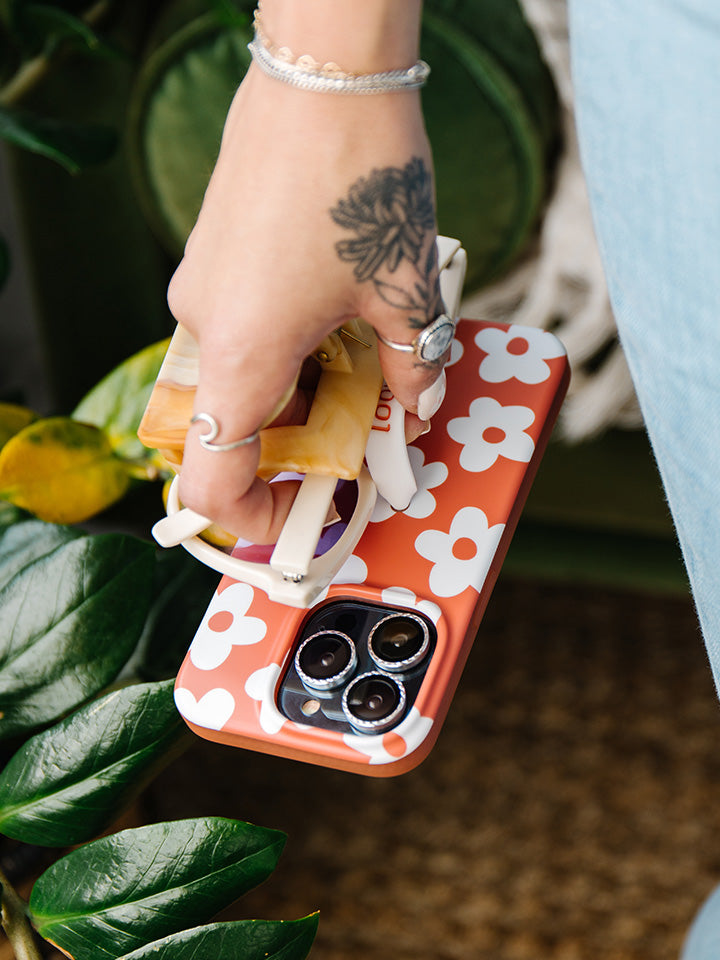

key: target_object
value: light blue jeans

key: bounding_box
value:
[567,1,720,954]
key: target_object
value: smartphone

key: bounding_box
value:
[173,317,569,776]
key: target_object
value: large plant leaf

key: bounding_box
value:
[0,402,36,450]
[0,105,116,173]
[117,917,319,960]
[0,417,133,523]
[0,680,187,846]
[127,1,557,286]
[129,547,220,682]
[17,3,119,58]
[0,516,79,590]
[0,532,154,740]
[72,338,171,462]
[127,15,251,253]
[420,9,545,284]
[29,817,287,959]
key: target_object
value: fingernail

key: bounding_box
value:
[417,369,447,420]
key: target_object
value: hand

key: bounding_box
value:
[167,65,444,544]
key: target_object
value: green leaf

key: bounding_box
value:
[29,817,287,959]
[0,417,133,523]
[72,338,171,462]
[19,3,119,58]
[0,516,79,591]
[130,547,220,682]
[0,680,187,846]
[117,917,319,960]
[0,533,154,740]
[127,16,252,253]
[0,105,116,173]
[206,0,250,29]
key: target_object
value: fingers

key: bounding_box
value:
[362,272,449,419]
[374,337,448,418]
[177,329,309,544]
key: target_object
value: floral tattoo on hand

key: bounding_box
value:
[329,156,443,330]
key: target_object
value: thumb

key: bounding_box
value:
[367,307,450,420]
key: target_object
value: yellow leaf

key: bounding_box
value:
[0,403,37,450]
[0,418,132,523]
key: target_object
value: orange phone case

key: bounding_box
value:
[173,318,569,776]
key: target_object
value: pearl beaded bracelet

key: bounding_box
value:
[248,5,430,95]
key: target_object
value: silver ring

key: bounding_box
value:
[190,413,259,452]
[376,313,457,364]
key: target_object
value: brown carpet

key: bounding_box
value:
[145,577,720,960]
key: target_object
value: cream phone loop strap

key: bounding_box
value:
[191,413,259,452]
[247,38,430,95]
[376,313,458,364]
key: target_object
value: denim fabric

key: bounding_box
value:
[567,2,720,953]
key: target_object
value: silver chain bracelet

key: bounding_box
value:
[247,37,430,95]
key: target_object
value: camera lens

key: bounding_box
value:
[342,672,407,733]
[295,631,357,691]
[367,613,430,673]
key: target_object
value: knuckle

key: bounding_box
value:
[166,263,191,323]
[178,475,223,521]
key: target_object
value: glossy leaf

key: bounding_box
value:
[72,338,171,462]
[29,817,287,959]
[0,417,132,523]
[0,680,187,846]
[0,402,35,450]
[0,532,154,740]
[0,516,79,595]
[129,546,220,682]
[117,917,319,960]
[0,105,116,173]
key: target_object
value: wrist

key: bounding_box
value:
[257,0,422,75]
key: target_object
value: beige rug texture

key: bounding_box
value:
[143,576,720,960]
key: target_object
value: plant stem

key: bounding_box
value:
[0,867,43,960]
[0,0,112,107]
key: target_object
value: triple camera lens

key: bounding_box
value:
[293,610,432,733]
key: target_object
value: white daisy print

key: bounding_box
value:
[174,687,235,732]
[380,587,442,625]
[415,506,505,598]
[475,324,565,384]
[370,447,448,523]
[447,397,535,472]
[245,663,287,735]
[344,707,434,765]
[189,582,267,671]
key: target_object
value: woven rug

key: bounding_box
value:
[145,576,720,960]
